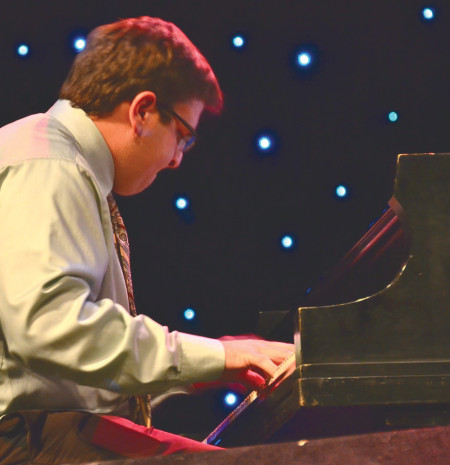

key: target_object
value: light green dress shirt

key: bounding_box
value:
[0,100,225,416]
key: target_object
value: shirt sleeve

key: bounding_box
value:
[0,158,225,396]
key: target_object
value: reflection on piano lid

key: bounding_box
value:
[206,153,450,447]
[302,196,410,307]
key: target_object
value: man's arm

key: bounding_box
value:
[0,159,292,396]
[0,159,225,395]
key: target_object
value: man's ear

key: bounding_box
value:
[129,91,157,136]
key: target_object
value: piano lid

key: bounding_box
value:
[302,153,448,308]
[298,152,450,368]
[204,154,450,448]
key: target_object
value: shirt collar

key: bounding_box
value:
[46,99,115,197]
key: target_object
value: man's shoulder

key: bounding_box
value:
[0,111,80,168]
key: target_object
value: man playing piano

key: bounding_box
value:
[0,16,293,463]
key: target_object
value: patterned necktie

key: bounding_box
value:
[107,192,152,428]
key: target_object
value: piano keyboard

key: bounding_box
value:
[203,351,296,445]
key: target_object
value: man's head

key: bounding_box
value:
[60,17,223,196]
[60,16,223,117]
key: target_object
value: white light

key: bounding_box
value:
[258,136,272,150]
[184,308,195,320]
[17,44,29,56]
[281,235,294,249]
[422,7,435,20]
[232,35,245,48]
[388,111,398,122]
[297,52,312,67]
[336,185,347,197]
[73,37,86,52]
[175,197,189,210]
[224,392,238,406]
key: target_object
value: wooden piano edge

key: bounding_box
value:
[208,363,450,447]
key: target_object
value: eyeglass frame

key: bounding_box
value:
[158,106,197,152]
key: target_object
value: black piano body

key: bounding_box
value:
[205,153,450,447]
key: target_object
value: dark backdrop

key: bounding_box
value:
[1,0,449,338]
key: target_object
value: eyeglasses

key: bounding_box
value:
[159,107,197,152]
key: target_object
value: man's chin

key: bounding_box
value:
[113,176,156,196]
[135,176,157,195]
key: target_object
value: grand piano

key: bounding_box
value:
[204,152,450,447]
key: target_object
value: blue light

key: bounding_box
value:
[232,35,245,48]
[335,185,348,198]
[224,392,238,407]
[388,111,398,122]
[17,44,29,56]
[73,37,86,52]
[175,197,189,210]
[422,7,435,20]
[255,131,278,154]
[183,308,196,321]
[258,136,272,151]
[281,235,294,249]
[297,52,312,67]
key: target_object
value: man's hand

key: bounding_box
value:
[219,337,295,389]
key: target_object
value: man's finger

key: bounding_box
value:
[247,354,279,380]
[237,370,266,390]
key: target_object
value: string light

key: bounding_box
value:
[258,136,272,150]
[281,235,294,249]
[175,196,189,210]
[224,392,238,407]
[72,36,86,52]
[336,185,347,197]
[173,195,195,223]
[183,308,196,321]
[335,184,349,198]
[422,7,435,21]
[255,132,278,154]
[297,52,312,67]
[388,111,398,122]
[16,43,30,57]
[232,35,245,49]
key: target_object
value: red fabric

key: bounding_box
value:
[88,415,223,458]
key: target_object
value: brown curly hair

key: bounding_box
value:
[60,16,223,118]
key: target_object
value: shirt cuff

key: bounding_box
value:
[178,332,225,384]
